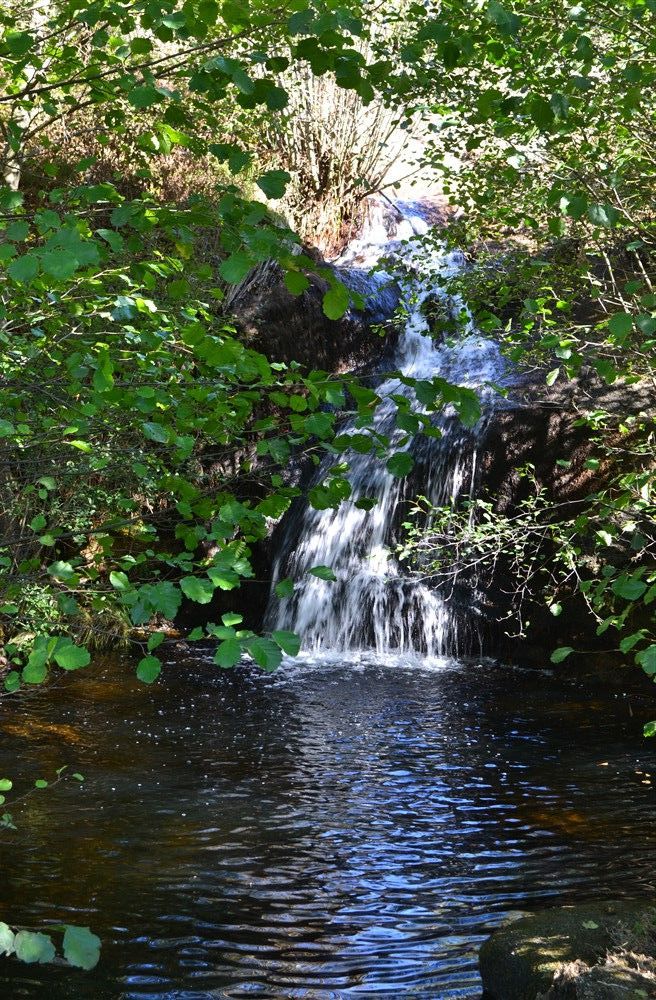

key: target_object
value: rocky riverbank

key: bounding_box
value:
[480,900,656,999]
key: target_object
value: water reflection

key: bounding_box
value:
[0,654,655,998]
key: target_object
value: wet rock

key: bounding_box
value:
[227,255,396,373]
[480,373,655,518]
[475,372,656,668]
[480,900,655,1000]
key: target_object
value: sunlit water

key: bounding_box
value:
[1,653,655,998]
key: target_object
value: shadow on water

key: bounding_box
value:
[0,652,655,998]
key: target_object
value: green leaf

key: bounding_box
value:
[607,312,633,339]
[272,630,301,656]
[34,779,48,789]
[221,612,243,626]
[96,228,124,252]
[322,282,350,320]
[529,96,553,129]
[4,30,34,56]
[256,169,291,199]
[636,646,656,676]
[386,452,414,477]
[263,84,288,110]
[488,0,520,34]
[147,631,166,651]
[4,672,20,693]
[53,642,91,671]
[644,721,656,738]
[48,560,77,582]
[136,655,161,683]
[142,421,169,443]
[7,254,39,283]
[0,779,12,791]
[22,656,47,684]
[68,439,92,452]
[180,576,215,604]
[42,250,78,280]
[275,578,294,598]
[0,923,15,957]
[550,646,574,663]
[109,571,130,591]
[308,565,337,582]
[214,638,241,668]
[611,577,647,601]
[219,251,253,283]
[620,632,645,654]
[284,270,310,295]
[128,85,163,108]
[587,204,618,228]
[142,582,181,619]
[14,931,56,965]
[7,221,29,241]
[206,566,239,590]
[245,636,283,671]
[62,926,101,970]
[550,92,569,119]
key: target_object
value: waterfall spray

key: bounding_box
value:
[266,200,507,659]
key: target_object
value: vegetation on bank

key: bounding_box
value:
[393,0,656,704]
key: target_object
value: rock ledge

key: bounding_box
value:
[480,900,656,999]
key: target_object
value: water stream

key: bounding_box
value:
[266,200,507,658]
[1,656,655,998]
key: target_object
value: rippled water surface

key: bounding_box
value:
[1,653,655,998]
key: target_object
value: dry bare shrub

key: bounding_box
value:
[261,54,420,254]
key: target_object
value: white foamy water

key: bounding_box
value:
[266,199,507,657]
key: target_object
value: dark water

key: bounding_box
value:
[1,652,655,998]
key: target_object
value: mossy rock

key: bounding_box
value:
[480,900,656,1000]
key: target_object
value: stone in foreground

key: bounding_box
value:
[479,900,656,999]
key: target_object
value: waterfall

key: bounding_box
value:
[265,199,507,659]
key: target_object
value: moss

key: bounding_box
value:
[480,901,656,1000]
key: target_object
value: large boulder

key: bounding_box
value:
[226,255,397,372]
[480,900,656,999]
[474,372,656,667]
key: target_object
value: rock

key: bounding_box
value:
[479,900,655,1000]
[226,255,396,373]
[475,372,656,668]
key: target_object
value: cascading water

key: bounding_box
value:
[265,198,508,659]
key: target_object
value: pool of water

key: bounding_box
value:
[1,652,655,998]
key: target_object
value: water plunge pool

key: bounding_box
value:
[1,654,655,998]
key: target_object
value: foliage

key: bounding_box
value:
[372,0,656,717]
[0,922,100,970]
[259,8,417,252]
[0,768,97,969]
[0,0,490,691]
[399,463,656,661]
[0,0,361,680]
